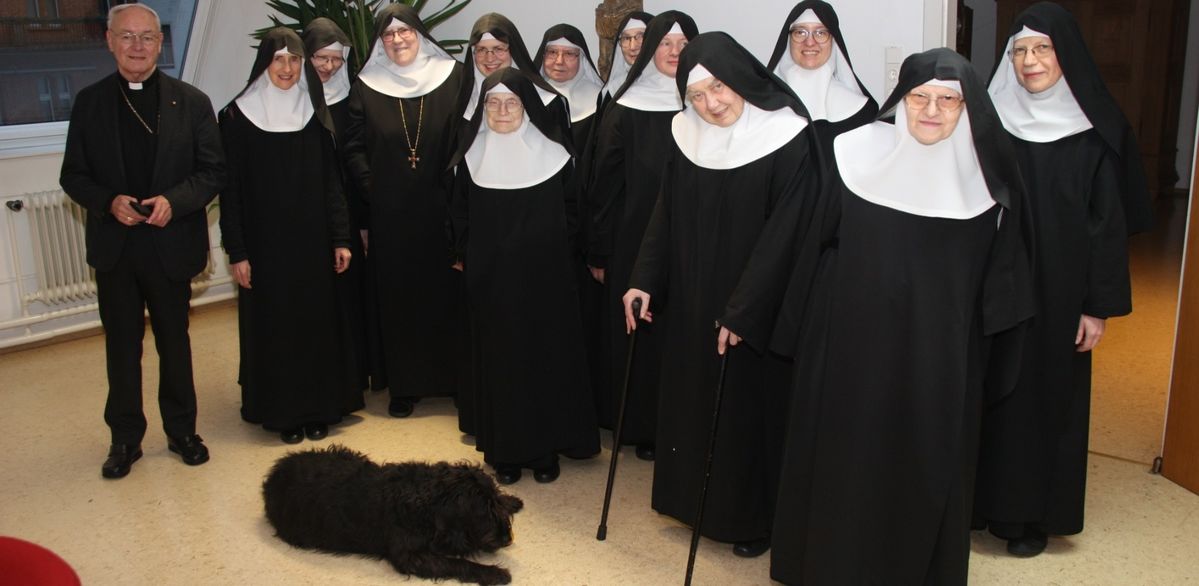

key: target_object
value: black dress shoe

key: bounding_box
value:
[495,466,522,485]
[280,428,304,444]
[533,461,561,484]
[304,423,328,440]
[733,537,770,558]
[1007,529,1048,557]
[101,444,142,479]
[388,397,414,418]
[635,443,656,461]
[167,434,210,466]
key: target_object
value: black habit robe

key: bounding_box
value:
[586,11,698,444]
[449,69,599,467]
[302,17,379,395]
[974,2,1151,540]
[720,49,1034,584]
[343,6,466,403]
[630,33,822,543]
[218,29,356,430]
[534,23,610,430]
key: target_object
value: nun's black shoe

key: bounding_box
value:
[1006,529,1048,557]
[280,428,304,444]
[101,444,142,479]
[495,466,522,485]
[635,443,656,461]
[388,397,414,418]
[733,537,770,558]
[304,423,328,440]
[167,434,210,466]
[533,461,561,483]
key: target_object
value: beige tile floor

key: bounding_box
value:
[1,199,1196,585]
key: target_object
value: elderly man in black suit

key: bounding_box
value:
[60,3,225,479]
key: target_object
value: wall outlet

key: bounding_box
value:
[885,46,903,97]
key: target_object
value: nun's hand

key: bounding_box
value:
[141,195,172,227]
[333,247,351,273]
[717,326,741,356]
[622,289,652,334]
[1075,314,1105,352]
[588,265,605,284]
[451,261,464,272]
[231,260,252,289]
[359,229,369,256]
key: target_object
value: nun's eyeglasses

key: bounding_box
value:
[381,27,417,41]
[476,45,510,58]
[619,32,645,45]
[545,48,581,62]
[311,55,345,67]
[789,27,831,44]
[1008,44,1055,59]
[904,91,964,112]
[485,98,523,112]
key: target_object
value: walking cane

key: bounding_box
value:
[683,339,732,585]
[597,297,642,541]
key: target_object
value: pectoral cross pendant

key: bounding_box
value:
[408,151,420,169]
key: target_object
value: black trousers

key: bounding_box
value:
[95,227,197,445]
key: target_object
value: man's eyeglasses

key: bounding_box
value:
[112,31,162,46]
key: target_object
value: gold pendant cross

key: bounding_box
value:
[408,152,420,169]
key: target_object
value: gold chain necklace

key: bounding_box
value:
[118,83,159,135]
[398,96,424,169]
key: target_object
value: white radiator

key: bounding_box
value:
[11,189,94,305]
[5,189,217,308]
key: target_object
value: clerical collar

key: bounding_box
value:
[122,68,160,91]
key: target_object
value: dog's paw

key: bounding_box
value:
[474,565,512,585]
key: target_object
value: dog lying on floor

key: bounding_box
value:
[263,445,523,585]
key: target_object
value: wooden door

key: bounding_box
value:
[1162,139,1199,495]
[993,0,1185,198]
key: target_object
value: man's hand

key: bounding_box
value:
[451,261,464,272]
[141,195,173,227]
[588,265,605,284]
[334,247,352,274]
[359,229,369,256]
[231,260,252,289]
[110,195,148,226]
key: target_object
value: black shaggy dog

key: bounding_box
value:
[263,445,523,585]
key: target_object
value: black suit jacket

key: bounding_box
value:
[60,72,226,281]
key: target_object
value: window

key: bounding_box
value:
[0,1,198,128]
[27,0,61,19]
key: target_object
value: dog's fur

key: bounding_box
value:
[262,445,523,585]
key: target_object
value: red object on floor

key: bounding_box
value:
[0,536,81,585]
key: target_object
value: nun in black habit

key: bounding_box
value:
[456,13,560,121]
[218,28,356,444]
[766,1,877,154]
[449,68,599,485]
[301,18,377,398]
[534,24,603,151]
[342,5,465,418]
[973,1,1152,557]
[721,48,1034,583]
[598,11,653,110]
[586,11,697,460]
[622,32,822,557]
